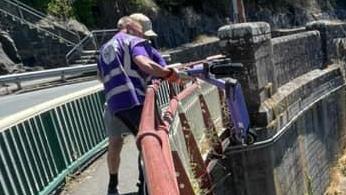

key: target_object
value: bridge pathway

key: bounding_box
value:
[60,136,139,195]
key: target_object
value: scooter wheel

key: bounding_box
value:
[246,130,257,145]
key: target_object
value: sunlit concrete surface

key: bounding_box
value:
[0,80,100,120]
[60,136,139,195]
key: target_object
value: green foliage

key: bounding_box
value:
[47,0,74,20]
[72,0,96,27]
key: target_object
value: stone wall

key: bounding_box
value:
[271,27,306,38]
[217,20,346,126]
[271,31,323,87]
[164,38,221,64]
[334,38,346,79]
[212,86,346,195]
[211,20,346,195]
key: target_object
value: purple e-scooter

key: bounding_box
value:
[179,57,257,145]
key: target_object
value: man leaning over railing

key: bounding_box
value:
[97,14,180,195]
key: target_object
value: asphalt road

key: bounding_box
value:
[0,80,100,120]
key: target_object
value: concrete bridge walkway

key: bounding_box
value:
[60,136,139,195]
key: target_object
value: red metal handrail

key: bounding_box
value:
[137,82,204,195]
[137,84,179,195]
[137,55,227,194]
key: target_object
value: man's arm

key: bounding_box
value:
[132,42,179,82]
[133,55,171,78]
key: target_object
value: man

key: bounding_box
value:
[97,15,178,195]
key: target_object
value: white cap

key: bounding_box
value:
[129,13,157,37]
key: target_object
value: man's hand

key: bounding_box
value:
[164,68,180,83]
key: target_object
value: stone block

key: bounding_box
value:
[218,22,271,42]
[271,31,323,87]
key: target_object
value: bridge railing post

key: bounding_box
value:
[217,22,274,126]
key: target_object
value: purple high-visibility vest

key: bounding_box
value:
[97,32,148,114]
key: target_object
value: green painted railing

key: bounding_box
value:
[0,84,107,195]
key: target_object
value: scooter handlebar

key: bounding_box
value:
[210,62,244,76]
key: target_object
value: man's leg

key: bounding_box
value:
[103,106,129,194]
[115,106,145,194]
[107,135,123,194]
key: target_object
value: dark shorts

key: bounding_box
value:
[103,105,143,137]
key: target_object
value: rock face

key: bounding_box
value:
[35,16,90,42]
[0,31,22,63]
[93,1,226,48]
[152,8,225,48]
[0,0,90,71]
[66,18,90,37]
[246,0,346,28]
[90,0,346,48]
[0,30,26,75]
[0,14,72,68]
[0,42,22,75]
[0,29,47,75]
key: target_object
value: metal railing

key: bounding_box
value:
[0,0,80,45]
[11,0,46,18]
[138,79,228,195]
[0,64,97,88]
[65,29,118,65]
[0,84,106,195]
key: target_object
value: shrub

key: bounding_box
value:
[47,0,74,20]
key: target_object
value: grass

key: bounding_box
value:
[325,147,346,194]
